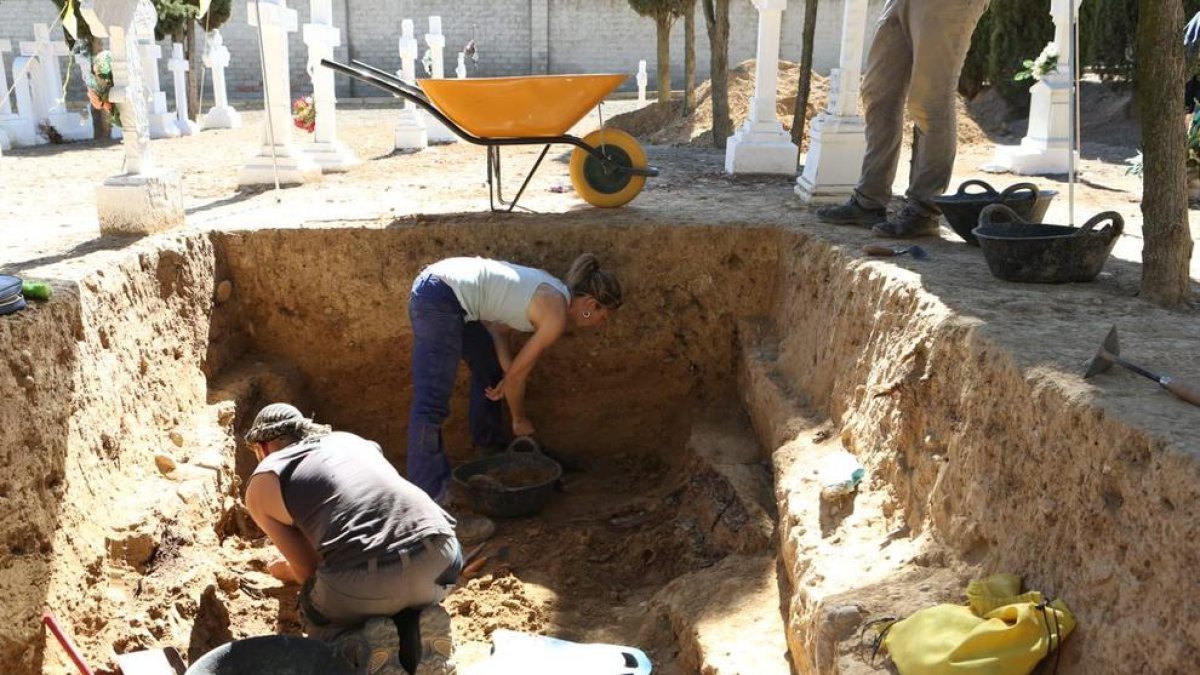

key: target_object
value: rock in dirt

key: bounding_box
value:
[215,280,233,304]
[155,454,177,475]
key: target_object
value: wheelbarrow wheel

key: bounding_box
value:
[569,129,647,208]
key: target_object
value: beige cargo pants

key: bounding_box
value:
[854,0,991,213]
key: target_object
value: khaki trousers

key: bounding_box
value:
[854,0,991,212]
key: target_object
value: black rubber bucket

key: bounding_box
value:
[973,204,1124,283]
[933,179,1057,246]
[185,635,355,675]
[451,437,562,518]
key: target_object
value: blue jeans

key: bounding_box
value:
[407,273,508,500]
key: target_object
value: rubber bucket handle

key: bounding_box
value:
[507,436,542,455]
[957,179,998,196]
[1075,211,1125,240]
[978,203,1030,227]
[998,182,1039,203]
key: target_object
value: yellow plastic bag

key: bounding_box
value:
[882,574,1075,675]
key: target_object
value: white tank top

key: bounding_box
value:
[426,257,570,332]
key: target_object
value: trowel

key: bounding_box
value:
[1083,325,1200,407]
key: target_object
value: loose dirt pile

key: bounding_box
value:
[608,59,988,151]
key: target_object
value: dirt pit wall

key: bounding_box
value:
[750,232,1200,674]
[2,215,1197,675]
[209,217,781,468]
[0,235,226,674]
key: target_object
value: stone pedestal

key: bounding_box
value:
[395,18,428,150]
[201,30,241,129]
[167,43,198,135]
[796,0,869,202]
[725,0,797,175]
[81,0,186,235]
[422,16,457,144]
[301,0,358,172]
[0,39,39,146]
[96,172,185,234]
[636,60,647,105]
[19,24,94,141]
[239,0,321,186]
[987,0,1082,175]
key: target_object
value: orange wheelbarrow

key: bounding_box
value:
[322,59,659,212]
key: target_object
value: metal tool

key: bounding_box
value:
[862,244,930,260]
[1084,326,1200,407]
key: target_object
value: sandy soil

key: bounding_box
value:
[2,64,1199,675]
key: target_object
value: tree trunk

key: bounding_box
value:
[790,0,818,152]
[684,0,696,114]
[703,0,731,147]
[88,36,112,140]
[187,21,201,122]
[655,12,673,110]
[1138,0,1195,307]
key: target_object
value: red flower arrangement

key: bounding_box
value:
[292,95,315,133]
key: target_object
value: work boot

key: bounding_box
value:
[415,604,457,675]
[454,514,495,547]
[816,197,887,227]
[872,202,941,239]
[335,616,406,675]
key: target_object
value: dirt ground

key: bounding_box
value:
[2,63,1199,675]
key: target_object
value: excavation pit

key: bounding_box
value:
[2,215,1198,675]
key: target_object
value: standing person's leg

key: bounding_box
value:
[904,0,990,209]
[854,0,916,210]
[407,276,466,502]
[461,321,509,453]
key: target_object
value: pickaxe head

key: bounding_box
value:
[1084,325,1120,379]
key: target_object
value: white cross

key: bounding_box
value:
[19,24,71,117]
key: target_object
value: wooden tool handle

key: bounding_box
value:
[1162,377,1200,407]
[862,244,896,257]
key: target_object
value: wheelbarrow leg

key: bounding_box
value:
[486,144,551,213]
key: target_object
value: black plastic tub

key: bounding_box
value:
[973,204,1123,283]
[933,179,1057,246]
[186,636,355,675]
[451,437,562,518]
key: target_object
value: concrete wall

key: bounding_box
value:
[0,0,884,104]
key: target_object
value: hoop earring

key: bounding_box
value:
[583,311,592,319]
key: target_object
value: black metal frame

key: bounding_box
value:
[321,58,659,212]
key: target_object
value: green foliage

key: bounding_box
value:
[963,0,1200,104]
[198,0,231,31]
[628,0,691,20]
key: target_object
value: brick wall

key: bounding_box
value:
[0,0,885,104]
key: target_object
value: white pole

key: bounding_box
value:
[251,0,282,200]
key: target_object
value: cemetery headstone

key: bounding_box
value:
[134,16,180,139]
[167,42,197,135]
[0,39,38,146]
[394,18,427,150]
[19,23,94,141]
[238,0,322,185]
[422,15,456,143]
[724,0,797,175]
[301,0,358,171]
[80,0,186,234]
[200,30,241,129]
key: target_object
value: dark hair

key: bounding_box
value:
[566,253,623,309]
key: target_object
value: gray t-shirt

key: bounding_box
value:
[252,431,455,570]
[426,257,570,332]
